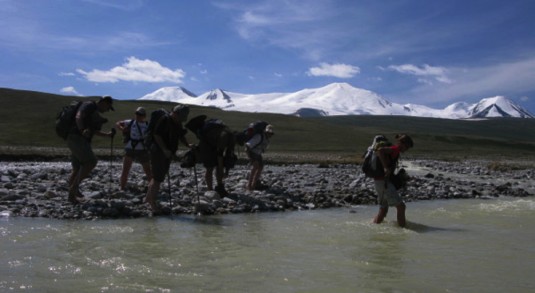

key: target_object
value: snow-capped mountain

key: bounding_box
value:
[139,86,197,102]
[467,96,534,118]
[138,83,534,119]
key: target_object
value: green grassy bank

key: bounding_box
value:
[1,87,535,163]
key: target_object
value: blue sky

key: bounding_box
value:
[1,0,535,112]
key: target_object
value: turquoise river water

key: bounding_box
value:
[1,197,534,292]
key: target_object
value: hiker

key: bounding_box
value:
[115,107,152,190]
[245,124,274,191]
[372,134,414,227]
[185,116,236,197]
[66,96,115,204]
[144,104,191,212]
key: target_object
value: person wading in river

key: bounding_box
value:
[372,134,413,227]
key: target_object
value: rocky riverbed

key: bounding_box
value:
[1,159,534,219]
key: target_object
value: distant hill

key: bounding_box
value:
[2,87,535,161]
[139,83,534,119]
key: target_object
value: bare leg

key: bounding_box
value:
[69,162,96,203]
[141,161,152,183]
[120,156,133,190]
[396,203,406,227]
[373,206,389,224]
[144,179,161,211]
[215,156,224,187]
[68,166,80,187]
[214,156,229,196]
[249,162,263,190]
[247,163,259,191]
[205,167,214,190]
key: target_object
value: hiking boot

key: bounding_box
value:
[68,196,84,205]
[75,188,85,198]
[214,185,229,197]
[68,187,85,204]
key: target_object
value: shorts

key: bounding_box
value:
[150,147,171,182]
[198,128,231,168]
[198,141,218,168]
[374,179,403,207]
[247,151,264,166]
[66,133,97,169]
[125,149,150,163]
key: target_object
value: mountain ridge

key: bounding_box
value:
[139,82,534,119]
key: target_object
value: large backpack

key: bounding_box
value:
[55,101,82,140]
[143,109,169,150]
[361,135,392,178]
[235,121,269,146]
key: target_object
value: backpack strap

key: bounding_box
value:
[129,120,140,149]
[132,120,148,149]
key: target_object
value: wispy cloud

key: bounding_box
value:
[81,0,146,11]
[307,63,360,78]
[217,0,342,61]
[77,56,185,84]
[388,64,451,84]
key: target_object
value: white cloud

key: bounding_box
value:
[307,63,360,78]
[60,86,82,96]
[388,64,451,84]
[520,96,529,102]
[77,57,185,84]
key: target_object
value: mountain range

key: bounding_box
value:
[138,83,534,119]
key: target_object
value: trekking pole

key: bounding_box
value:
[193,164,200,203]
[193,165,199,195]
[167,169,172,208]
[192,164,202,215]
[109,128,116,192]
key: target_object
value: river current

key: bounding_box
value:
[1,197,534,292]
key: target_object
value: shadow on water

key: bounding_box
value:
[405,221,466,233]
